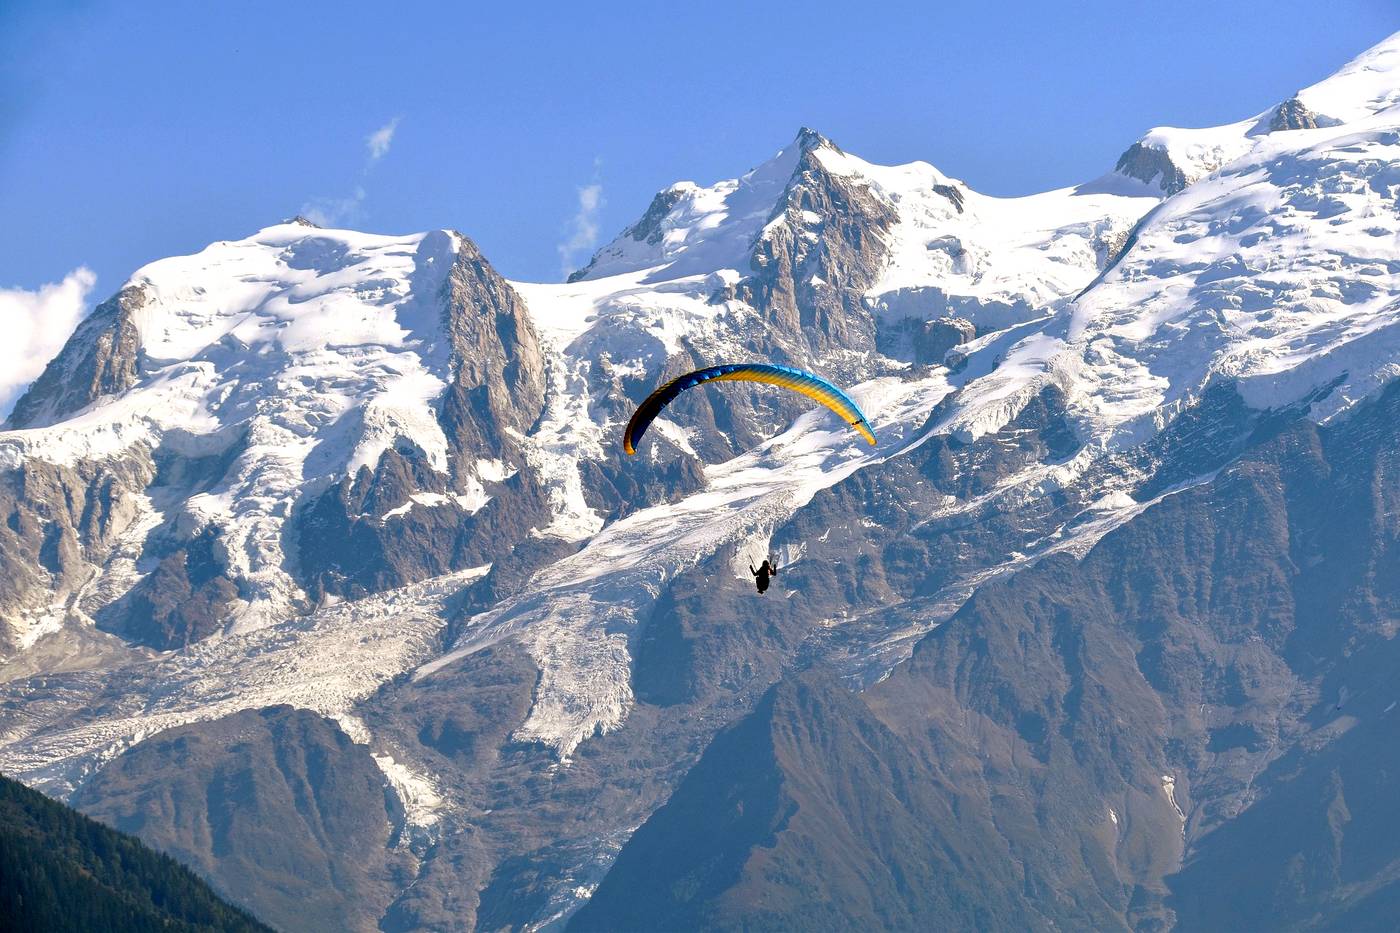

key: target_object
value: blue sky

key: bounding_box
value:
[2,0,1396,297]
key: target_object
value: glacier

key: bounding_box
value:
[0,29,1398,932]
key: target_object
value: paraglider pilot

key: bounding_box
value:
[750,558,779,594]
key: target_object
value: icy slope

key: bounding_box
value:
[1068,104,1400,441]
[1297,31,1400,123]
[0,223,466,640]
[819,145,1157,329]
[567,131,806,284]
[568,128,1156,334]
[1115,31,1400,194]
[925,31,1400,453]
[7,223,460,470]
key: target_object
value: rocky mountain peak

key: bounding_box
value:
[565,127,843,284]
[1110,31,1400,197]
[1113,140,1190,194]
[736,131,900,370]
[792,124,834,153]
[1267,94,1322,132]
[5,284,147,431]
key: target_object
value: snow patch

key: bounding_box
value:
[373,752,445,838]
[1162,774,1186,834]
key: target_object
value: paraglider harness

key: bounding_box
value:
[750,559,779,594]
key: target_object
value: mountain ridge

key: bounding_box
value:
[0,29,1398,931]
[0,769,270,932]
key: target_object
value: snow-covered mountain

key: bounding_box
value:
[1113,33,1400,193]
[2,31,1399,932]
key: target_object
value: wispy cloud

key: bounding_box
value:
[300,117,402,228]
[366,117,400,162]
[0,267,96,420]
[558,166,605,278]
[301,186,367,228]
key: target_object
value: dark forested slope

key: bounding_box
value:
[0,772,269,933]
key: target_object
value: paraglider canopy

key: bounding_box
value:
[622,363,875,455]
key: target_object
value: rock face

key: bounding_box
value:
[1115,141,1190,194]
[571,670,1040,932]
[294,238,554,602]
[1268,94,1321,131]
[438,237,547,469]
[0,454,152,653]
[73,706,413,933]
[567,187,686,282]
[912,316,975,365]
[295,447,554,601]
[738,129,899,371]
[5,285,146,431]
[112,525,240,647]
[586,379,1400,931]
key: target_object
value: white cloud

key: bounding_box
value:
[300,116,401,229]
[558,181,605,278]
[367,117,400,162]
[0,267,96,420]
[300,185,367,228]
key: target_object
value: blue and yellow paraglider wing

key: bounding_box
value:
[622,363,875,455]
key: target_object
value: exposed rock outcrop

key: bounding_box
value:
[0,453,153,654]
[295,445,554,602]
[913,316,975,365]
[1115,141,1189,195]
[567,186,687,282]
[113,525,240,648]
[74,706,414,933]
[438,235,547,472]
[1268,94,1321,132]
[738,129,898,372]
[6,285,146,430]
